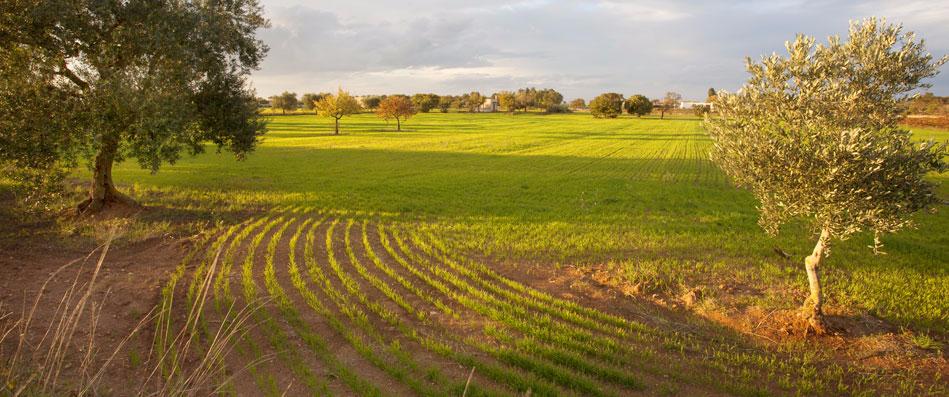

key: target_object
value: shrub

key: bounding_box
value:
[545,104,571,113]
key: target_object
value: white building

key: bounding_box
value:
[480,97,499,112]
[354,95,373,108]
[679,101,714,110]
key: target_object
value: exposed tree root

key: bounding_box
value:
[77,186,140,216]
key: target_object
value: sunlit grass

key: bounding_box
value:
[106,112,948,333]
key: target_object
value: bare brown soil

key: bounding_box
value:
[903,115,949,129]
[499,260,949,392]
[0,219,192,395]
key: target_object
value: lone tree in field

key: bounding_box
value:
[316,88,362,135]
[625,94,653,117]
[0,0,268,213]
[657,92,681,119]
[376,96,417,131]
[706,18,947,334]
[589,93,624,118]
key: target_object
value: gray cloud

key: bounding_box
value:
[252,0,949,101]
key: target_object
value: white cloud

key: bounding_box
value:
[250,0,949,100]
[597,1,690,22]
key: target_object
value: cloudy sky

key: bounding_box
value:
[251,0,949,101]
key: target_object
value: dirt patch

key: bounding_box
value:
[490,259,949,392]
[903,115,949,129]
[0,213,193,395]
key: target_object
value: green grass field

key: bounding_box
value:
[116,112,947,330]
[114,112,946,395]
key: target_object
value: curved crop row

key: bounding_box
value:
[158,209,895,396]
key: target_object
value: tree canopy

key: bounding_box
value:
[906,92,949,115]
[515,88,537,111]
[0,0,269,212]
[437,95,454,113]
[272,91,299,113]
[315,88,361,135]
[361,95,383,110]
[625,95,653,117]
[589,93,624,118]
[301,93,329,111]
[537,88,564,110]
[497,92,516,113]
[465,92,484,112]
[705,18,947,333]
[657,92,681,119]
[411,93,439,113]
[376,96,416,131]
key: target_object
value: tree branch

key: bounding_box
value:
[57,61,89,90]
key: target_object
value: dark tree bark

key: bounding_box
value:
[77,135,137,213]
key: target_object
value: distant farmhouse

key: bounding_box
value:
[679,100,714,110]
[354,95,373,108]
[480,96,499,112]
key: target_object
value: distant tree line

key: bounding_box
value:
[906,93,949,115]
[264,87,728,119]
[263,91,490,114]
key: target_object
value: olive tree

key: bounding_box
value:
[315,88,361,135]
[0,0,269,213]
[589,93,624,118]
[271,91,298,114]
[705,18,947,333]
[625,94,653,117]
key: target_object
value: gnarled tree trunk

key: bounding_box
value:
[803,228,831,334]
[78,136,136,214]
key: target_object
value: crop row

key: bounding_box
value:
[157,208,900,396]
